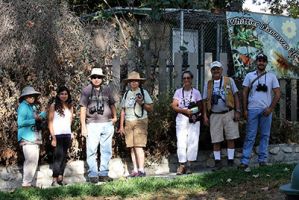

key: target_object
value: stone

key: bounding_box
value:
[269,146,280,154]
[109,158,125,179]
[295,147,299,153]
[206,158,215,168]
[282,147,293,153]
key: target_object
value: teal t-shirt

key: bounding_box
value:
[121,88,153,121]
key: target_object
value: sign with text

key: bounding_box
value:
[226,11,299,79]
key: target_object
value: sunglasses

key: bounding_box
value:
[183,77,191,80]
[91,76,103,79]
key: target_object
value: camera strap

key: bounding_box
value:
[212,77,225,102]
[182,87,193,107]
[124,87,145,118]
[249,71,267,90]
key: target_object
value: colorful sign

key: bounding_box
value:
[226,11,299,79]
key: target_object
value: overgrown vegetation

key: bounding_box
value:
[0,163,294,200]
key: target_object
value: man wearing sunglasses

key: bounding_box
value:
[80,68,117,183]
[239,53,281,172]
[203,61,241,171]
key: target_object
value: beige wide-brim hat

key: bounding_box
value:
[89,68,105,78]
[123,71,146,83]
[19,86,41,101]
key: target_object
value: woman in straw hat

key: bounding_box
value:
[17,86,47,188]
[118,71,153,177]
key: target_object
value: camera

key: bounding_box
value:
[136,93,143,99]
[188,102,201,123]
[256,84,268,92]
[211,94,221,105]
[89,105,104,115]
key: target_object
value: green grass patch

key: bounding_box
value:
[0,163,294,200]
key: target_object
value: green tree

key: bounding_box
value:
[254,0,299,18]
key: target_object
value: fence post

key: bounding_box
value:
[291,79,297,121]
[279,79,286,119]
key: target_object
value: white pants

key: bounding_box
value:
[22,144,39,186]
[176,116,200,163]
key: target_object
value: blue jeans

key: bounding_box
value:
[241,108,272,165]
[86,122,114,177]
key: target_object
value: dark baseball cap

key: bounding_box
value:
[256,53,268,62]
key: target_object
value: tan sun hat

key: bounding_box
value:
[19,86,41,102]
[123,71,146,83]
[89,68,105,78]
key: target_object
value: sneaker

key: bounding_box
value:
[137,171,146,177]
[212,160,222,171]
[128,171,139,178]
[89,176,99,183]
[51,181,60,187]
[176,165,186,175]
[98,176,113,182]
[238,163,251,172]
[227,159,234,167]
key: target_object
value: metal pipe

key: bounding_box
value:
[216,22,221,61]
[180,10,184,47]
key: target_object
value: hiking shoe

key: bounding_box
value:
[98,176,113,182]
[51,181,60,187]
[227,159,234,167]
[128,171,139,178]
[89,176,99,183]
[238,163,251,172]
[137,171,146,177]
[176,165,186,175]
[212,160,222,171]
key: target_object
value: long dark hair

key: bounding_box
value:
[54,86,72,117]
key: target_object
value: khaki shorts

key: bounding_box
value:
[210,110,239,143]
[125,118,148,148]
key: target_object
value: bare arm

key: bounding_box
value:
[242,86,249,119]
[110,104,117,124]
[80,106,87,137]
[263,87,281,116]
[48,104,56,147]
[143,103,153,113]
[171,99,191,115]
[118,108,126,135]
[233,92,241,121]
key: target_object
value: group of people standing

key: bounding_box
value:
[17,68,153,187]
[171,53,280,175]
[16,52,280,188]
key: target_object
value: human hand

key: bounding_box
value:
[51,136,57,147]
[136,94,143,105]
[234,111,241,122]
[81,126,88,137]
[263,107,273,117]
[203,115,209,126]
[243,110,248,120]
[117,127,125,136]
[110,117,117,124]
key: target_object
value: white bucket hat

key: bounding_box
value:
[210,61,223,69]
[123,71,146,83]
[19,86,41,101]
[89,68,105,78]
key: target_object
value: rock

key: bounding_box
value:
[108,158,125,179]
[282,147,293,153]
[269,147,280,154]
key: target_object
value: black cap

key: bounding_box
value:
[256,53,268,62]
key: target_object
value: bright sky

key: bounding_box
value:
[242,0,271,14]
